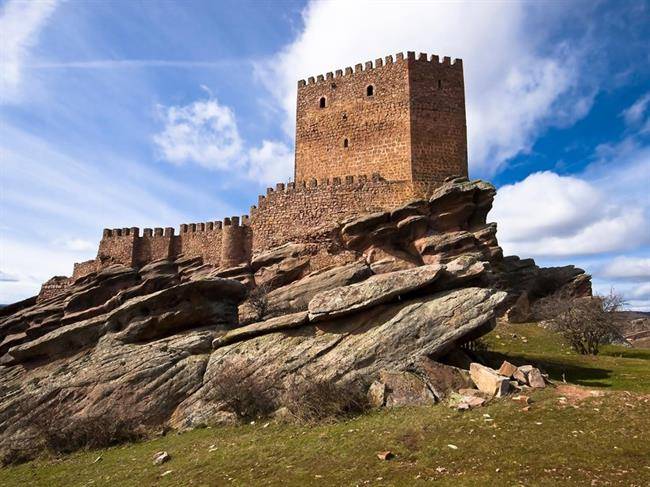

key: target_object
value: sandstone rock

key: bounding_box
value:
[367,381,386,408]
[266,261,372,316]
[413,357,473,400]
[457,395,486,410]
[9,278,245,362]
[527,367,546,389]
[469,363,510,397]
[308,264,444,322]
[497,361,518,378]
[377,451,395,461]
[364,246,420,274]
[251,243,308,271]
[212,312,308,349]
[374,370,436,407]
[153,451,170,465]
[513,365,534,385]
[507,292,532,323]
[254,256,310,290]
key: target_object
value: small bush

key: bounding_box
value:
[30,407,148,455]
[1,404,149,465]
[207,360,278,420]
[247,283,270,322]
[534,290,624,355]
[281,377,370,423]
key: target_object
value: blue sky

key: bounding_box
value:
[1,0,649,308]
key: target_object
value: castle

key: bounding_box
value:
[41,51,467,299]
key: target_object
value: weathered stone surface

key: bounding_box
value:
[308,264,443,321]
[8,278,246,363]
[527,368,546,389]
[254,256,310,290]
[212,312,308,349]
[498,361,518,378]
[513,365,534,385]
[413,357,473,400]
[469,363,510,397]
[266,261,372,317]
[251,243,308,272]
[374,371,435,407]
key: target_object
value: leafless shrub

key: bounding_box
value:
[534,290,624,355]
[281,377,370,424]
[1,404,149,464]
[247,283,270,322]
[31,407,148,455]
[207,360,278,420]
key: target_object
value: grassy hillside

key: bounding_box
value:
[2,322,649,487]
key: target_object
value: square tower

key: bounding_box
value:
[294,51,468,188]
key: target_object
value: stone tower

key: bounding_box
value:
[294,51,468,190]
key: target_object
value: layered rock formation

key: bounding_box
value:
[0,177,590,456]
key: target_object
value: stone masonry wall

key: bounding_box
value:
[250,174,415,252]
[295,54,411,184]
[295,51,467,186]
[409,53,468,183]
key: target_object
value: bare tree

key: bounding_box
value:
[534,290,625,355]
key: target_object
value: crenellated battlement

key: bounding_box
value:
[297,51,462,88]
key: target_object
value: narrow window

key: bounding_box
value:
[437,79,442,89]
[319,96,326,108]
[343,138,349,148]
[366,85,374,96]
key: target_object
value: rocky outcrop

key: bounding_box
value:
[0,177,591,459]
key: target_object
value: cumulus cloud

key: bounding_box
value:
[154,95,292,185]
[247,140,293,185]
[493,170,648,257]
[600,257,650,281]
[153,97,244,170]
[257,0,593,176]
[0,0,58,103]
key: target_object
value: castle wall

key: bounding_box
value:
[250,174,415,252]
[408,53,468,183]
[175,223,223,266]
[97,228,139,267]
[72,260,98,280]
[295,54,412,183]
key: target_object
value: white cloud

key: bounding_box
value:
[257,0,592,176]
[0,271,19,282]
[153,97,244,170]
[154,95,293,185]
[492,166,649,258]
[247,140,293,185]
[622,92,650,126]
[600,257,650,281]
[0,0,58,103]
[54,238,96,252]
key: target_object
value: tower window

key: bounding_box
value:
[319,96,326,108]
[366,85,374,96]
[343,138,349,148]
[437,79,442,89]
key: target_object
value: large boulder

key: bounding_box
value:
[308,264,444,322]
[265,261,372,317]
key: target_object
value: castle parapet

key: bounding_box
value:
[297,51,462,87]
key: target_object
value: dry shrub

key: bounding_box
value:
[1,404,148,465]
[534,290,624,355]
[207,360,278,420]
[247,283,270,322]
[31,407,148,455]
[281,377,370,423]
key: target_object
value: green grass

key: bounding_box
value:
[480,321,650,392]
[2,321,649,486]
